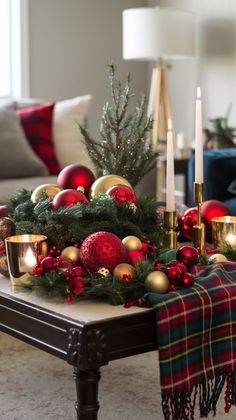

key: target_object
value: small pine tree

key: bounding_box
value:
[79,64,158,187]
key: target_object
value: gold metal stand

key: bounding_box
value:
[163,211,178,249]
[193,183,205,252]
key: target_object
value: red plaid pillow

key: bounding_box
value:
[17,103,61,175]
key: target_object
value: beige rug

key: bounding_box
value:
[0,332,236,420]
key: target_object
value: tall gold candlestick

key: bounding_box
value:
[163,211,178,249]
[193,182,205,252]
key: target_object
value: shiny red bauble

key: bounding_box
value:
[41,256,56,272]
[106,185,136,205]
[181,207,197,240]
[80,231,127,272]
[179,272,195,288]
[57,164,95,198]
[52,189,89,210]
[201,200,230,241]
[0,205,8,218]
[176,245,199,268]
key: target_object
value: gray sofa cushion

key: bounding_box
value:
[0,109,49,179]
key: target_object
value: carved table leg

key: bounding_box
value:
[73,366,101,420]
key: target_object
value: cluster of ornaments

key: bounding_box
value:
[30,164,137,211]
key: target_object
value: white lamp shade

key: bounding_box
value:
[123,7,195,61]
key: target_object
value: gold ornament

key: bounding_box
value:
[97,267,110,277]
[145,271,169,294]
[89,175,132,200]
[122,235,142,252]
[61,246,80,263]
[113,263,136,282]
[31,184,62,203]
[208,253,228,264]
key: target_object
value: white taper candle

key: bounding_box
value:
[195,87,204,183]
[166,119,175,211]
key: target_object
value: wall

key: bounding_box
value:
[148,0,236,145]
[28,0,148,137]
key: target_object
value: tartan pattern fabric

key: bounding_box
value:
[17,103,61,175]
[146,262,236,419]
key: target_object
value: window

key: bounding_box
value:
[0,0,29,99]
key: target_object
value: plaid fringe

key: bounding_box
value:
[161,372,236,419]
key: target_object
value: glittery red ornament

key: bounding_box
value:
[176,245,199,268]
[52,189,88,210]
[57,164,95,198]
[179,272,195,288]
[181,207,198,240]
[201,200,230,241]
[128,250,145,265]
[72,266,86,277]
[41,256,56,272]
[167,263,187,282]
[70,277,85,296]
[80,231,127,272]
[106,185,136,205]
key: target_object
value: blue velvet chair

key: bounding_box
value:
[188,149,236,214]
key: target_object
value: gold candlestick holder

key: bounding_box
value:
[193,182,205,252]
[163,211,178,249]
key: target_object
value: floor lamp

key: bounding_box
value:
[123,7,195,196]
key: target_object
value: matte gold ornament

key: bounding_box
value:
[31,184,62,203]
[61,246,80,263]
[145,271,169,294]
[89,175,132,200]
[208,253,228,264]
[122,235,142,252]
[113,263,136,282]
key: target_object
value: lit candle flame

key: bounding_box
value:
[197,86,201,99]
[24,247,37,269]
[168,118,172,131]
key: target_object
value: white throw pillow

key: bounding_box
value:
[53,95,94,170]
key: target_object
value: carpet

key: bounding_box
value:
[0,332,236,420]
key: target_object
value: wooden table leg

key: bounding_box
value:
[73,367,101,420]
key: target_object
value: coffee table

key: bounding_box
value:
[0,275,157,419]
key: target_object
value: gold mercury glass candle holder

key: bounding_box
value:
[193,182,205,252]
[163,211,178,249]
[5,234,47,291]
[212,216,236,250]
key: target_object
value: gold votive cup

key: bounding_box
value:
[5,234,47,290]
[212,216,236,250]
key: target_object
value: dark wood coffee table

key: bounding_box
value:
[0,275,157,419]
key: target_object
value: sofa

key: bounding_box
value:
[188,148,236,214]
[0,95,94,204]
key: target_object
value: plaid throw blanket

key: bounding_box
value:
[146,262,236,420]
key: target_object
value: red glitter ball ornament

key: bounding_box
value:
[176,245,199,268]
[52,189,88,210]
[181,207,198,241]
[80,231,127,272]
[57,164,95,198]
[106,185,136,205]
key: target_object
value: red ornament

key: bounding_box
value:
[128,250,145,265]
[57,164,95,198]
[141,242,149,255]
[72,266,86,277]
[52,189,88,210]
[70,277,85,296]
[0,205,8,218]
[179,272,195,288]
[201,200,230,241]
[167,263,187,282]
[181,207,198,240]
[106,185,136,205]
[80,231,127,272]
[176,245,199,268]
[41,256,56,272]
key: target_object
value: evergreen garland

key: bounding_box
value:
[79,64,158,187]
